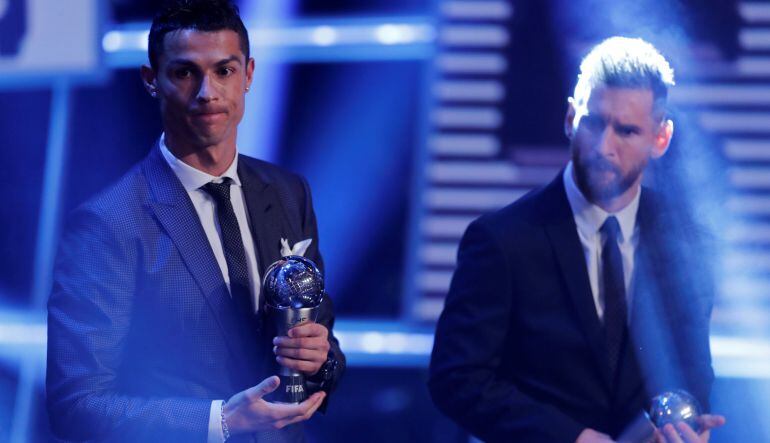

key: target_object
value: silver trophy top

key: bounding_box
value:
[648,390,702,433]
[262,255,325,309]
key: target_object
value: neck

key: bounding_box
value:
[165,133,236,176]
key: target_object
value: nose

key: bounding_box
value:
[196,74,218,102]
[596,126,617,158]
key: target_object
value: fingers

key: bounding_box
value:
[273,334,330,351]
[276,355,324,375]
[273,329,330,376]
[287,322,328,339]
[659,421,714,443]
[675,422,701,443]
[245,376,280,400]
[259,391,326,428]
[272,391,326,429]
[273,345,325,361]
[224,376,281,434]
[230,384,326,433]
[274,346,327,374]
[697,414,726,431]
[661,423,684,443]
[658,415,724,443]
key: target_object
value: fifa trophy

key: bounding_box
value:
[648,390,703,434]
[618,390,703,442]
[262,255,325,403]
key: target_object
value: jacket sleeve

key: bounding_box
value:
[428,219,585,443]
[46,206,211,442]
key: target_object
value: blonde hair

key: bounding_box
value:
[573,37,675,113]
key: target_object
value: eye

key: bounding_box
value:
[174,68,193,79]
[581,115,605,132]
[218,66,236,77]
[616,125,639,137]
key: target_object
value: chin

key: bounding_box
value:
[585,177,624,201]
[583,171,612,189]
[191,133,225,147]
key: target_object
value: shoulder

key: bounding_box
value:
[55,163,154,270]
[453,176,566,265]
[62,149,170,247]
[74,163,149,223]
[239,155,305,185]
[473,175,564,236]
[238,155,308,194]
[639,186,711,240]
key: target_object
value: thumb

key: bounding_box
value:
[249,375,280,399]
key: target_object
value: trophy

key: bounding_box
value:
[618,390,703,442]
[262,255,325,403]
[648,390,703,434]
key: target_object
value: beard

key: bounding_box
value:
[572,149,645,205]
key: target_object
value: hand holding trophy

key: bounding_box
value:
[263,255,325,403]
[619,390,724,443]
[648,390,702,434]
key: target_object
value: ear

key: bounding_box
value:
[245,57,255,92]
[564,97,577,140]
[140,65,159,98]
[651,118,673,159]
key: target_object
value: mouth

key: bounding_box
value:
[191,110,227,122]
[584,157,619,174]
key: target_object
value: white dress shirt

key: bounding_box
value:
[159,134,261,443]
[562,161,640,322]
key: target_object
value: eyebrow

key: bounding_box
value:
[167,55,243,67]
[614,122,642,131]
[215,56,243,66]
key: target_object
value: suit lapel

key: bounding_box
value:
[238,158,282,274]
[541,176,613,389]
[141,146,251,365]
[238,157,301,314]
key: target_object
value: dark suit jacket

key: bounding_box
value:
[429,175,714,442]
[47,145,345,442]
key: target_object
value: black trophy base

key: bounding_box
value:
[274,373,308,403]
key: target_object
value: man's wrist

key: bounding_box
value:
[222,396,253,437]
[307,354,338,390]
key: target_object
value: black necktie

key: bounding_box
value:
[201,179,253,315]
[601,216,627,377]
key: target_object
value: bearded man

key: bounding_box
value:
[429,37,724,443]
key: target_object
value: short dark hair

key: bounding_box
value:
[148,0,250,70]
[573,37,674,113]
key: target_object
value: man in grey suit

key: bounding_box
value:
[46,1,344,441]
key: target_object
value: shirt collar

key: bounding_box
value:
[563,161,640,243]
[159,133,241,192]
